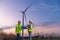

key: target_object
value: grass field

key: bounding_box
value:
[0,32,60,40]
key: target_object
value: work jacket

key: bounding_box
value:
[15,24,22,34]
[27,24,33,32]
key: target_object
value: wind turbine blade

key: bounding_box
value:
[24,2,33,13]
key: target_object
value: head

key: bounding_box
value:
[29,20,32,24]
[18,21,21,24]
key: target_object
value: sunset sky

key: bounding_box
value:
[0,0,60,35]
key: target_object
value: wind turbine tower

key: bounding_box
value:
[21,3,32,40]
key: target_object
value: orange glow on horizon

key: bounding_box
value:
[1,25,60,36]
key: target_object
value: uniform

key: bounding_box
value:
[15,23,22,40]
[27,23,33,40]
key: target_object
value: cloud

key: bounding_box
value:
[31,1,60,26]
[0,0,60,26]
[40,21,60,26]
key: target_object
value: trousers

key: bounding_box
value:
[28,32,32,40]
[16,34,20,40]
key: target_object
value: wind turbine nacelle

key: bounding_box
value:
[21,11,25,13]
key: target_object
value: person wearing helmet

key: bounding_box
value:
[27,20,33,40]
[15,21,22,40]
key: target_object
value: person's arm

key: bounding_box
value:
[21,26,27,29]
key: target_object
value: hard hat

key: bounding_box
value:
[29,20,32,24]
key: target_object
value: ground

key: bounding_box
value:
[0,32,60,40]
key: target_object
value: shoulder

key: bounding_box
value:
[27,24,30,26]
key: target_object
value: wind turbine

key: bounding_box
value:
[21,3,33,40]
